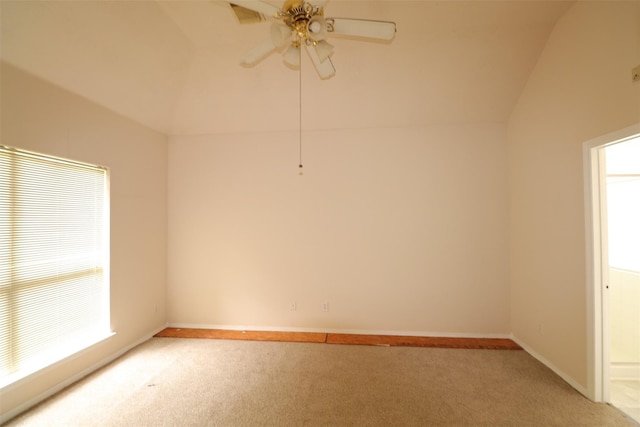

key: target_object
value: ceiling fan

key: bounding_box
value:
[231,0,396,79]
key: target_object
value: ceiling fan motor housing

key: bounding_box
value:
[281,1,329,45]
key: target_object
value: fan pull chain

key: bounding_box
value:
[298,57,303,175]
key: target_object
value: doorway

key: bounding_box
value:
[604,137,640,422]
[585,124,640,423]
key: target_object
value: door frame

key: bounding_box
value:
[583,123,640,402]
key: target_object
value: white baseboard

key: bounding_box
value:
[166,323,512,339]
[0,324,168,425]
[510,335,589,398]
[611,363,640,380]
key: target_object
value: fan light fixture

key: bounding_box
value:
[234,0,397,79]
[283,44,301,67]
[230,1,397,172]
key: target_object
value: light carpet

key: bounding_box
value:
[6,337,638,426]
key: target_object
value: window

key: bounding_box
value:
[0,145,110,387]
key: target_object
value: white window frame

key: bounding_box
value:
[0,145,112,389]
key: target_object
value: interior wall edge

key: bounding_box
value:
[0,60,170,137]
[506,0,640,400]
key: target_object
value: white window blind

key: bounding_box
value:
[0,145,110,386]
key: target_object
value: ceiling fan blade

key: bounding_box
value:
[240,38,277,66]
[307,0,326,8]
[329,18,396,41]
[230,1,281,18]
[314,40,333,62]
[305,43,335,79]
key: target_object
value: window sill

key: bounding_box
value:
[0,331,116,391]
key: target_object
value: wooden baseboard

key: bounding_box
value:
[155,328,327,343]
[155,328,522,350]
[327,333,522,349]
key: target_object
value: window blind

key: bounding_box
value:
[0,146,109,386]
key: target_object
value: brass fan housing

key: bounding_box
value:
[280,0,326,44]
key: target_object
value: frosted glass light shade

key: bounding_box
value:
[271,23,291,49]
[283,44,300,67]
[307,16,327,40]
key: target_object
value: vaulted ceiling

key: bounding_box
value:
[1,0,572,135]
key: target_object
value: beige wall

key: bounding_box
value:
[0,63,168,419]
[168,124,510,335]
[507,1,640,391]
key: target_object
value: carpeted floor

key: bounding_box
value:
[6,337,638,426]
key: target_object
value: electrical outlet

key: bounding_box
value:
[290,302,297,312]
[538,323,544,335]
[322,301,329,312]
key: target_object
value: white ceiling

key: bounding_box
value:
[0,0,572,136]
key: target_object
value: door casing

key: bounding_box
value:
[583,123,640,402]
